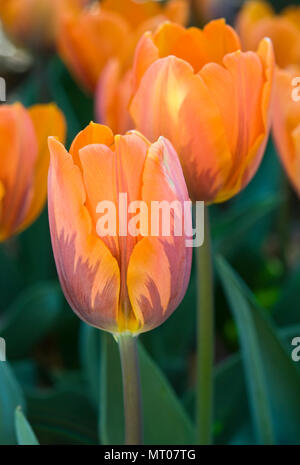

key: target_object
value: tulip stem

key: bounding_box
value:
[196,205,214,445]
[118,334,143,445]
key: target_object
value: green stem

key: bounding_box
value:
[196,205,214,445]
[118,334,143,445]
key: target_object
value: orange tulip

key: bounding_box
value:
[236,1,300,68]
[130,20,275,203]
[57,0,188,97]
[272,66,300,196]
[0,0,89,49]
[0,103,66,241]
[48,123,192,334]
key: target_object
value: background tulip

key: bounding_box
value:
[272,66,300,196]
[95,0,189,133]
[130,19,275,203]
[48,123,192,335]
[0,0,89,50]
[0,103,66,242]
[57,0,188,134]
[58,0,188,94]
[236,1,300,68]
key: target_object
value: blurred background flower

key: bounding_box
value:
[57,0,188,94]
[0,0,90,51]
[273,66,300,197]
[0,103,65,241]
[236,1,300,68]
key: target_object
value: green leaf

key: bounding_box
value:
[26,387,98,445]
[212,194,280,256]
[18,209,56,283]
[0,362,26,444]
[214,354,253,445]
[217,255,300,445]
[273,263,300,327]
[100,333,194,445]
[217,255,274,445]
[15,406,39,445]
[0,282,63,359]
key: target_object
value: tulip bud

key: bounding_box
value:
[130,19,275,203]
[47,123,192,334]
[0,103,66,241]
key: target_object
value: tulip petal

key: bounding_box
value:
[78,142,119,259]
[96,59,134,134]
[101,0,160,28]
[127,137,192,332]
[127,236,171,333]
[48,137,120,332]
[57,9,130,92]
[131,55,233,201]
[151,19,240,73]
[17,103,66,234]
[199,39,273,202]
[77,131,149,332]
[141,137,192,320]
[240,38,274,191]
[70,121,114,167]
[0,103,38,240]
[273,66,300,196]
[164,0,189,26]
[0,181,4,224]
[291,126,300,190]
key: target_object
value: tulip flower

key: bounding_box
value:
[58,0,188,134]
[130,19,275,203]
[94,0,188,133]
[272,66,300,197]
[0,0,89,49]
[236,1,300,68]
[48,122,192,444]
[0,103,66,242]
[47,122,192,335]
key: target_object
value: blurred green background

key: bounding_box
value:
[0,0,299,445]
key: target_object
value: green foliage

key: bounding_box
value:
[0,282,63,359]
[15,406,39,445]
[0,362,26,445]
[217,256,300,445]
